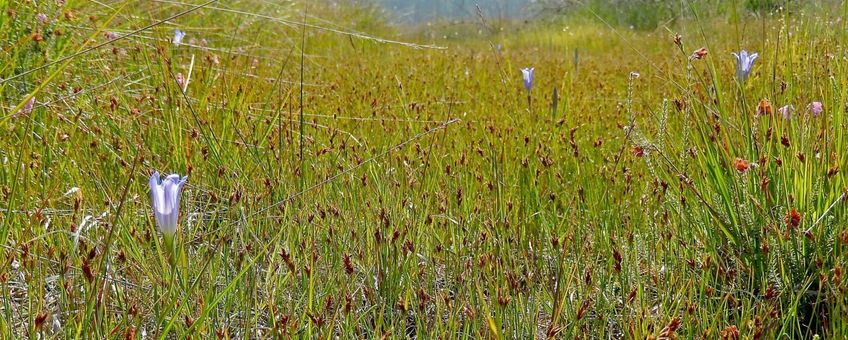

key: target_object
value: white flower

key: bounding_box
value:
[521,67,534,91]
[172,29,186,45]
[149,172,187,235]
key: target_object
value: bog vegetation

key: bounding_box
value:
[1,0,847,338]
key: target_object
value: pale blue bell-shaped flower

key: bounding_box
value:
[173,29,186,45]
[732,50,758,82]
[521,67,534,92]
[149,172,187,235]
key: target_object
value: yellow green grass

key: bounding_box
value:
[1,0,847,338]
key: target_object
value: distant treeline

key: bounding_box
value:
[373,0,842,29]
[375,0,530,23]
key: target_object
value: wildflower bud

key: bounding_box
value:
[785,208,801,229]
[673,33,682,47]
[734,158,752,173]
[756,99,772,117]
[689,47,708,60]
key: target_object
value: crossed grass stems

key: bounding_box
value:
[1,0,466,335]
[2,0,847,337]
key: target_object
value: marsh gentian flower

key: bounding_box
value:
[149,172,187,235]
[521,67,534,92]
[732,50,758,82]
[778,105,794,120]
[809,101,823,117]
[172,29,185,45]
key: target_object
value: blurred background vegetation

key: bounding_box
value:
[372,0,838,31]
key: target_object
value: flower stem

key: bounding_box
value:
[164,233,177,270]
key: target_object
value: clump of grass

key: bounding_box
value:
[0,0,846,338]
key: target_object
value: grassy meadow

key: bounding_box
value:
[1,0,848,338]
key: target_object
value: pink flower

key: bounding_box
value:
[778,105,793,120]
[14,97,36,118]
[175,73,186,89]
[36,13,48,24]
[809,101,823,117]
